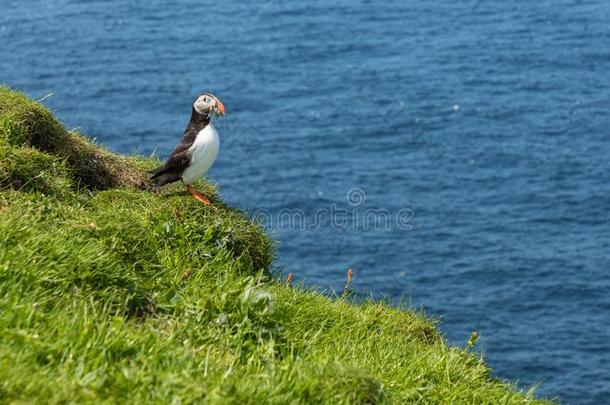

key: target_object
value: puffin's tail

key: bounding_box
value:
[149,163,167,178]
[150,164,181,191]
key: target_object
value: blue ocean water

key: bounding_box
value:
[2,0,609,402]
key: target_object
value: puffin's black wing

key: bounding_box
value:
[150,108,209,189]
[150,149,191,177]
[150,150,191,188]
[150,128,199,187]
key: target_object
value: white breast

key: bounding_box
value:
[181,123,219,185]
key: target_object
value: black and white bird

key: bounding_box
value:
[150,93,226,205]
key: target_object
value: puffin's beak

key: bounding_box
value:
[214,98,226,116]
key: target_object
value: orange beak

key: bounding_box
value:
[214,98,226,115]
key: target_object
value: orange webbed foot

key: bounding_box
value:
[186,185,211,205]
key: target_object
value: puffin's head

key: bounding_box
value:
[193,93,226,117]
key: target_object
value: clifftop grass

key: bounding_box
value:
[0,87,550,404]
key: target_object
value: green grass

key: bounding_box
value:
[0,86,552,404]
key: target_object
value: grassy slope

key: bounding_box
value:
[0,87,550,404]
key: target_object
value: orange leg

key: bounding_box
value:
[186,185,210,205]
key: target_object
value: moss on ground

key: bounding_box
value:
[0,86,552,404]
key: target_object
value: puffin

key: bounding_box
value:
[150,93,226,205]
